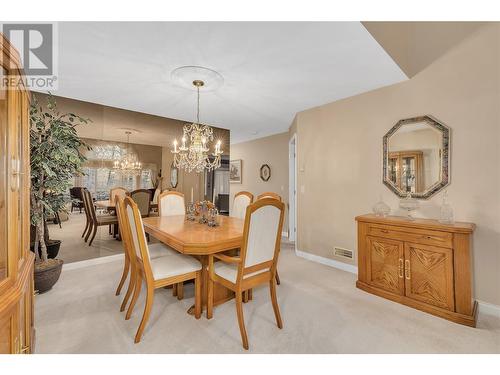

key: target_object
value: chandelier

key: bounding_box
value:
[172,80,223,173]
[113,131,142,175]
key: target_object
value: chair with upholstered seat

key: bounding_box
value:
[114,195,178,313]
[257,192,283,285]
[110,187,128,202]
[82,189,119,246]
[231,191,254,220]
[130,189,153,218]
[158,190,185,217]
[122,196,202,343]
[80,187,93,240]
[70,186,85,213]
[157,190,187,296]
[207,198,285,350]
[257,192,282,201]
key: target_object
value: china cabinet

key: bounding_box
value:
[356,214,477,327]
[0,33,34,354]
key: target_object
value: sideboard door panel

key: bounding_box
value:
[366,236,404,295]
[404,242,455,311]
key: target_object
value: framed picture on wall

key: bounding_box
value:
[230,159,242,184]
[260,164,271,181]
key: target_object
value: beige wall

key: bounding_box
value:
[230,132,290,232]
[295,24,500,305]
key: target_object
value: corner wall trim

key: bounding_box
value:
[63,254,123,271]
[295,249,358,275]
[477,300,500,318]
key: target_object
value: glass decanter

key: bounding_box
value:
[207,207,219,227]
[186,202,196,221]
[439,190,454,224]
[399,192,419,220]
[372,195,390,217]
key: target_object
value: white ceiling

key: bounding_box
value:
[39,22,407,144]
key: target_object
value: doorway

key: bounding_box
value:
[289,134,297,242]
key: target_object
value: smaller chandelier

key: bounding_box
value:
[113,131,142,175]
[172,80,223,173]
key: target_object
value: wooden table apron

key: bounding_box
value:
[142,215,245,311]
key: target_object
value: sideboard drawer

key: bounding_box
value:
[368,224,453,248]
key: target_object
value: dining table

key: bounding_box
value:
[95,199,158,211]
[142,214,245,314]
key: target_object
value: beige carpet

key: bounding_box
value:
[47,211,126,264]
[34,241,500,353]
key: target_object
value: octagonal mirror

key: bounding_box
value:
[383,115,450,199]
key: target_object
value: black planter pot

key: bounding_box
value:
[34,259,63,294]
[30,239,62,259]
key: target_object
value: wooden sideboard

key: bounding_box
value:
[0,33,34,354]
[356,214,477,327]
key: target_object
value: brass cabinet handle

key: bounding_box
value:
[405,260,411,280]
[398,259,404,278]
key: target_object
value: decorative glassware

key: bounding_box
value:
[439,190,455,224]
[187,202,196,221]
[399,192,419,220]
[372,195,391,217]
[198,201,208,224]
[207,207,219,227]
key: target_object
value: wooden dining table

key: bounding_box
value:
[142,215,245,314]
[95,200,158,211]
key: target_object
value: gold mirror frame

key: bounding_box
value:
[383,115,450,199]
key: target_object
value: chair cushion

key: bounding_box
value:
[213,261,268,284]
[148,243,178,258]
[150,253,201,281]
[96,215,118,225]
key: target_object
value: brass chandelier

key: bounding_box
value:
[171,80,223,173]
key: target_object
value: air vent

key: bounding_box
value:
[333,247,353,259]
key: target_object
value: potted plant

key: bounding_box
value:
[30,94,91,293]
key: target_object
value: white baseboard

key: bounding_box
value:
[63,254,123,271]
[477,300,500,318]
[295,249,358,275]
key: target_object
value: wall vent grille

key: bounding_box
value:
[333,247,353,259]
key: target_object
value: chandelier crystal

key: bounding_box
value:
[113,131,142,175]
[172,80,223,173]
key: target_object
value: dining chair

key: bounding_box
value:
[257,192,283,285]
[83,189,119,246]
[110,186,128,202]
[70,186,85,213]
[257,192,282,201]
[80,188,93,240]
[152,188,160,205]
[130,189,153,218]
[158,191,185,217]
[122,196,202,343]
[207,198,285,350]
[231,191,254,219]
[114,196,178,313]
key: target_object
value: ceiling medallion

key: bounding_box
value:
[171,79,223,173]
[170,66,224,92]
